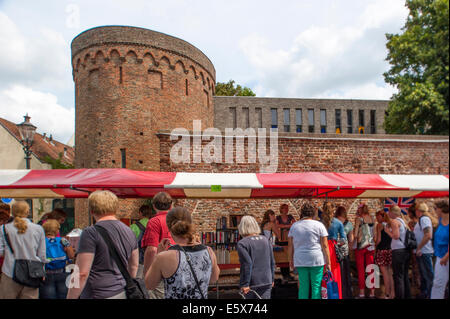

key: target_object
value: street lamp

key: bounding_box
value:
[17,114,37,169]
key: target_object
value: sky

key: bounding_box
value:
[0,0,409,143]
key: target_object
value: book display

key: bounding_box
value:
[200,214,289,267]
[201,214,242,265]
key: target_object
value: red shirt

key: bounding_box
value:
[141,211,176,248]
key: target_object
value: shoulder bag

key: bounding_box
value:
[2,225,45,288]
[94,225,149,299]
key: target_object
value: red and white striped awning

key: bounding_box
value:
[0,169,448,199]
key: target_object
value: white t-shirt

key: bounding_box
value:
[288,219,328,267]
[414,216,434,254]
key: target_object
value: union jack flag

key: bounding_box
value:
[384,197,415,215]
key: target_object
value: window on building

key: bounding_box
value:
[120,148,126,168]
[230,107,237,128]
[308,109,314,133]
[284,109,290,132]
[271,108,278,130]
[335,109,341,133]
[296,109,302,133]
[255,108,262,128]
[243,107,249,129]
[370,110,376,134]
[359,109,365,134]
[320,109,327,133]
[347,109,353,134]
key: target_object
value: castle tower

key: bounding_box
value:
[71,26,215,226]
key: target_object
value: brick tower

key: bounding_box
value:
[71,26,215,226]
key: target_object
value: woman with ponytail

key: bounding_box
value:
[0,201,46,299]
[145,207,220,299]
[385,205,412,299]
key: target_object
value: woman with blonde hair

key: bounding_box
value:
[145,207,220,299]
[410,202,437,299]
[384,205,412,299]
[0,201,46,299]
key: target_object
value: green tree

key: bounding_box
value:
[383,0,449,135]
[43,153,75,169]
[215,80,256,96]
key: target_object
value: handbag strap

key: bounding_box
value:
[2,225,14,256]
[178,245,205,299]
[94,225,133,284]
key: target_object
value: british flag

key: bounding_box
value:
[384,197,415,215]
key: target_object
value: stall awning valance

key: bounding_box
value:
[0,169,448,199]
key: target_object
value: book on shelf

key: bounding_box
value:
[214,246,237,264]
[216,216,228,230]
[229,215,243,228]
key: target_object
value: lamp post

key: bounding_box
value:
[17,114,37,169]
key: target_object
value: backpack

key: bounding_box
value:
[45,237,67,270]
[398,218,417,251]
[135,222,146,264]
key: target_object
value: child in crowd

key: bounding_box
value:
[39,219,75,299]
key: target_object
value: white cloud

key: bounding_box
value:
[0,11,71,91]
[317,82,397,100]
[0,85,74,143]
[239,0,408,99]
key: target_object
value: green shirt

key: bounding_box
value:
[130,218,149,239]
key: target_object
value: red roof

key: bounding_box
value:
[0,117,74,166]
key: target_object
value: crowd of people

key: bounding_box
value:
[0,193,448,300]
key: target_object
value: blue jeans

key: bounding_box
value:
[416,253,434,299]
[39,271,69,299]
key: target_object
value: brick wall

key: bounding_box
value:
[72,26,215,228]
[157,132,449,232]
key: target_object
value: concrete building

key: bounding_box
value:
[214,96,387,135]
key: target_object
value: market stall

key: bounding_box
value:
[1,169,448,270]
[1,169,448,199]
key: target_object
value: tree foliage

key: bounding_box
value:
[215,80,256,96]
[383,0,449,135]
[43,153,74,169]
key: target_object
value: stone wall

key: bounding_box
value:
[158,132,449,232]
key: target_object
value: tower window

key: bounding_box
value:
[120,148,126,168]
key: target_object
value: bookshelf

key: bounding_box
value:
[200,214,243,265]
[200,214,290,267]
